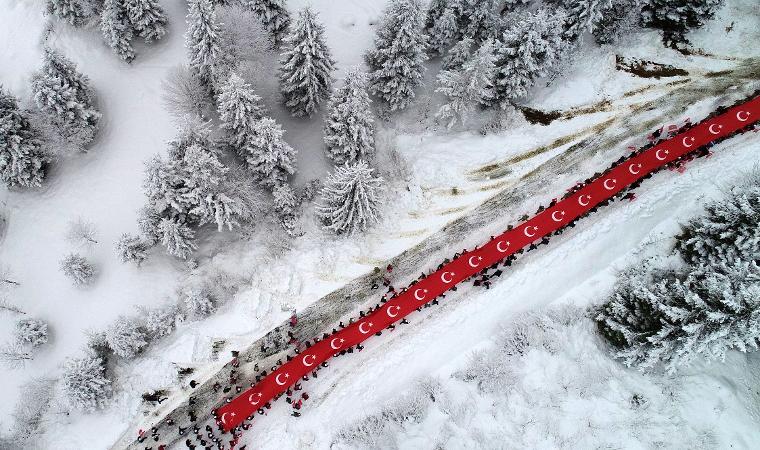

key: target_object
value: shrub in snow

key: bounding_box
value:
[183,288,216,318]
[15,318,49,348]
[125,0,168,43]
[47,0,99,27]
[115,233,149,266]
[316,161,384,235]
[31,49,100,149]
[366,0,428,111]
[674,170,760,267]
[186,0,231,87]
[248,0,291,46]
[65,217,99,246]
[84,329,111,359]
[242,117,297,189]
[323,69,375,166]
[272,183,298,218]
[491,8,568,107]
[0,88,48,189]
[435,39,496,128]
[105,316,149,359]
[641,0,724,47]
[60,253,96,286]
[217,72,266,148]
[279,7,335,117]
[139,303,182,339]
[101,0,136,63]
[9,377,54,442]
[61,355,112,411]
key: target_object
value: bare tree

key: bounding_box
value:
[0,343,33,369]
[66,217,99,246]
[0,298,25,315]
[0,263,20,287]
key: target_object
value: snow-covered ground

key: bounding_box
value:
[0,0,759,448]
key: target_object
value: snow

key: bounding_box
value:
[0,0,759,448]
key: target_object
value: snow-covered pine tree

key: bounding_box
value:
[158,217,197,259]
[105,315,149,358]
[316,160,384,234]
[31,48,101,149]
[491,8,567,107]
[442,37,474,71]
[137,205,162,245]
[593,0,642,45]
[436,39,496,128]
[217,72,266,148]
[641,0,723,47]
[61,355,112,411]
[101,0,136,63]
[248,0,291,46]
[242,117,296,189]
[278,7,335,117]
[561,0,612,40]
[60,253,96,286]
[15,318,49,348]
[424,0,460,56]
[125,0,168,43]
[47,0,97,27]
[500,0,532,14]
[0,88,47,188]
[459,0,501,43]
[365,0,428,111]
[675,169,760,268]
[186,0,228,87]
[323,69,375,166]
[115,233,149,266]
[139,303,181,339]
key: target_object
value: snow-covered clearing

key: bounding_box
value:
[0,0,758,448]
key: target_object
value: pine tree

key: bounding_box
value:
[139,303,181,339]
[272,183,297,217]
[492,8,567,107]
[125,0,168,43]
[0,88,47,188]
[15,318,49,348]
[365,0,428,111]
[316,161,384,234]
[459,0,501,43]
[186,0,228,86]
[248,0,291,46]
[641,0,723,47]
[442,37,475,71]
[675,170,760,267]
[425,0,460,56]
[242,117,296,189]
[47,0,97,27]
[106,316,149,358]
[559,0,613,40]
[278,7,335,117]
[183,288,216,318]
[158,218,197,259]
[31,49,101,148]
[436,39,496,128]
[323,69,375,166]
[116,233,149,266]
[593,0,642,45]
[60,253,96,286]
[217,72,266,148]
[101,0,136,63]
[61,355,112,411]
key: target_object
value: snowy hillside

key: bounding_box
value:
[1,0,759,449]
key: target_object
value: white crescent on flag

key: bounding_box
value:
[414,288,427,301]
[709,123,722,135]
[523,226,537,238]
[496,240,510,252]
[275,373,289,386]
[248,392,262,405]
[655,149,669,161]
[737,111,750,122]
[603,179,617,191]
[628,163,641,175]
[468,256,481,268]
[302,354,316,367]
[551,210,565,222]
[578,195,591,207]
[441,271,454,283]
[359,322,372,334]
[387,305,400,318]
[682,136,695,148]
[330,338,343,350]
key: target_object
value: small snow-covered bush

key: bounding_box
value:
[115,233,149,266]
[8,377,54,443]
[61,354,112,411]
[15,318,49,348]
[105,316,149,359]
[162,65,212,121]
[60,253,96,286]
[0,343,33,369]
[139,303,183,339]
[65,217,99,246]
[183,288,216,318]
